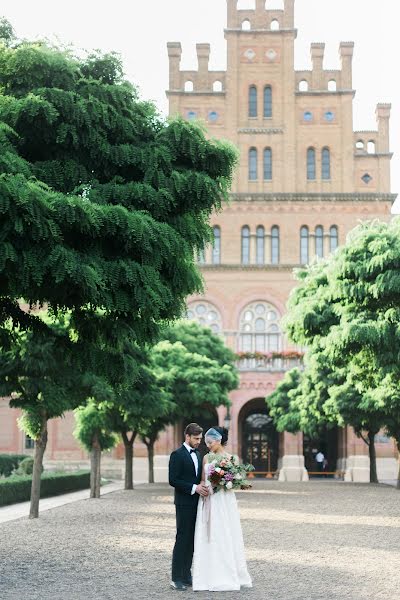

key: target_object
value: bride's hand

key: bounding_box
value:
[196,483,209,497]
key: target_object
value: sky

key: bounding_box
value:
[1,0,399,212]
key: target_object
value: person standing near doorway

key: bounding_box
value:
[315,450,325,476]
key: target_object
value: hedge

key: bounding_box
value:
[0,454,29,477]
[0,471,90,507]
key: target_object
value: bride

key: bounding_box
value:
[192,426,253,592]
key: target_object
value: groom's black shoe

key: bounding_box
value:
[170,581,187,591]
[182,576,192,587]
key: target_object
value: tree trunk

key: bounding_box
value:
[29,413,48,519]
[122,431,136,490]
[367,430,378,484]
[90,431,101,498]
[148,440,155,484]
[397,443,400,490]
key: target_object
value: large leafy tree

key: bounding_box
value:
[0,32,237,508]
[284,219,400,487]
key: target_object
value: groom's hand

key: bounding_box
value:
[195,483,209,497]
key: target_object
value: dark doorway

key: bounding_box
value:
[303,427,338,478]
[181,406,219,459]
[240,401,279,475]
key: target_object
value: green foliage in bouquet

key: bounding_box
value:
[207,453,254,492]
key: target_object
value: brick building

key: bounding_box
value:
[0,0,398,482]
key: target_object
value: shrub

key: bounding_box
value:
[0,454,29,477]
[0,471,90,507]
[15,457,37,476]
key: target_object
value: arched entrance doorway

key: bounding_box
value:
[239,398,279,475]
[303,427,338,478]
[181,406,219,458]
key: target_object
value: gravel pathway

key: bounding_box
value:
[0,481,399,600]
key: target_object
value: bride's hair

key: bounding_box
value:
[212,426,228,446]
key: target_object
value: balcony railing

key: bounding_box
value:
[235,356,303,372]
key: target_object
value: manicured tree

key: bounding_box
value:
[74,399,118,498]
[0,33,237,505]
[0,315,88,517]
[284,219,400,485]
[108,361,174,489]
[139,339,238,481]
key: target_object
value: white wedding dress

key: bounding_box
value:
[192,458,253,592]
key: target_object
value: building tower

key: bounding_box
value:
[166,0,397,482]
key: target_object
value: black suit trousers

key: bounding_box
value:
[171,504,198,582]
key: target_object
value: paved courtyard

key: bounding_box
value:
[0,481,399,600]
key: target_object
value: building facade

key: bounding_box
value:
[0,0,398,482]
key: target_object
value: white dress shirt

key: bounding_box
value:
[183,442,199,495]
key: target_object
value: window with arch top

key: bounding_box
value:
[256,226,265,265]
[249,85,257,117]
[242,19,251,31]
[322,147,331,179]
[307,147,316,180]
[270,19,280,31]
[241,226,250,265]
[300,226,309,264]
[212,225,221,264]
[263,147,272,180]
[239,301,282,352]
[186,301,223,335]
[315,225,324,258]
[271,226,279,265]
[330,225,338,252]
[249,147,258,180]
[264,86,272,118]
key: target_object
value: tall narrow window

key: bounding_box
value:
[307,148,316,180]
[271,226,280,265]
[198,248,205,264]
[212,226,221,264]
[249,147,258,180]
[315,225,324,258]
[263,147,272,180]
[264,85,272,118]
[300,226,309,264]
[256,226,265,265]
[241,226,250,264]
[322,147,331,180]
[249,85,257,117]
[330,225,338,252]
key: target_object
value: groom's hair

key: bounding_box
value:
[184,423,203,436]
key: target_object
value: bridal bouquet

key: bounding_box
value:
[207,453,254,492]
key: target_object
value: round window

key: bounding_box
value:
[208,111,218,122]
[303,111,313,122]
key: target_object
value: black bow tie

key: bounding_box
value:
[190,449,196,454]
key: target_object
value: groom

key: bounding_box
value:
[168,422,209,591]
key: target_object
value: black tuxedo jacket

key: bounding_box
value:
[168,445,202,507]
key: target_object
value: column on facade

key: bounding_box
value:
[344,426,370,483]
[323,232,331,258]
[278,431,309,482]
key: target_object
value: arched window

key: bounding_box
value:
[321,147,331,180]
[315,225,324,258]
[367,140,376,154]
[271,226,279,265]
[238,301,282,352]
[249,147,258,180]
[330,225,338,252]
[187,301,223,335]
[241,226,250,264]
[264,85,272,118]
[263,147,272,180]
[242,19,251,31]
[256,226,265,265]
[328,80,337,92]
[300,226,309,264]
[307,147,316,180]
[299,80,309,92]
[184,81,194,92]
[355,140,364,150]
[213,80,223,92]
[212,226,221,264]
[270,19,280,30]
[249,85,257,117]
